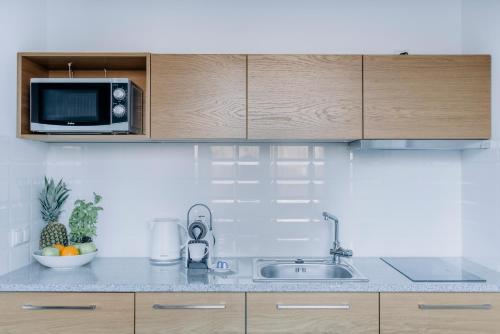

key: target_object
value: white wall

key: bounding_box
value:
[461,0,500,271]
[43,0,463,258]
[45,0,462,54]
[0,0,48,275]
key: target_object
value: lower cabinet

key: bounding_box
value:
[3,291,500,333]
[0,292,134,334]
[381,293,500,334]
[247,293,379,334]
[135,292,245,334]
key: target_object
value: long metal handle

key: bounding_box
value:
[276,304,350,310]
[22,304,96,311]
[153,304,226,310]
[418,304,492,310]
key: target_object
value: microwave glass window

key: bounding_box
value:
[33,83,111,125]
[42,89,98,122]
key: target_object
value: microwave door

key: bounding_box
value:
[31,82,114,133]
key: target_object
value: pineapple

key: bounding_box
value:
[39,177,70,248]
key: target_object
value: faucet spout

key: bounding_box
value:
[323,212,339,250]
[322,211,338,222]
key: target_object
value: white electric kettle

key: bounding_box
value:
[149,218,188,264]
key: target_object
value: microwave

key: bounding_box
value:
[30,78,143,134]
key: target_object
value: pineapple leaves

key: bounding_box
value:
[39,176,70,224]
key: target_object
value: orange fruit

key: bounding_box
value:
[52,244,64,254]
[61,246,80,256]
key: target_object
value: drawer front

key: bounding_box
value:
[247,293,378,334]
[381,293,500,334]
[0,293,134,334]
[136,292,245,334]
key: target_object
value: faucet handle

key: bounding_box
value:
[330,247,353,258]
[343,248,353,257]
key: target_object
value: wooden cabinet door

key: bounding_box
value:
[0,293,134,334]
[136,292,245,334]
[151,54,246,140]
[381,293,500,334]
[248,55,362,140]
[247,293,378,334]
[364,55,491,139]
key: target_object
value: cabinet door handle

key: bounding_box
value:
[418,304,492,310]
[153,304,226,310]
[276,304,350,310]
[22,304,96,311]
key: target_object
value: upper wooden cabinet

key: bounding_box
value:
[247,55,363,140]
[151,54,247,140]
[364,55,491,139]
[381,293,500,334]
[17,53,491,142]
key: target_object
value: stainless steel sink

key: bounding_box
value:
[253,258,368,282]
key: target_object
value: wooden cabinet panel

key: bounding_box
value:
[0,293,134,334]
[151,54,246,140]
[364,55,491,139]
[247,293,378,334]
[381,293,500,334]
[248,55,362,140]
[136,292,245,334]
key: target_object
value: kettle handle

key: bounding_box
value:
[177,223,189,250]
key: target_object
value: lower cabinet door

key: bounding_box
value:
[247,292,379,334]
[136,292,245,334]
[381,293,500,334]
[0,292,134,334]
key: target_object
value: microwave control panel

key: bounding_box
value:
[111,83,128,123]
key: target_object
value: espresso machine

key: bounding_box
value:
[185,203,215,270]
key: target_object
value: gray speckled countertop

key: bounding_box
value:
[1,257,500,292]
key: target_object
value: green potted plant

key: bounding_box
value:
[68,192,103,254]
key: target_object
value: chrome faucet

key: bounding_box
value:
[322,211,352,264]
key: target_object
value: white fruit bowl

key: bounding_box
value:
[32,251,98,270]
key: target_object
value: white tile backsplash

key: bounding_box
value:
[0,211,9,253]
[347,150,462,257]
[46,143,462,258]
[0,137,47,274]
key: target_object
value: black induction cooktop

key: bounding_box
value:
[381,257,486,282]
